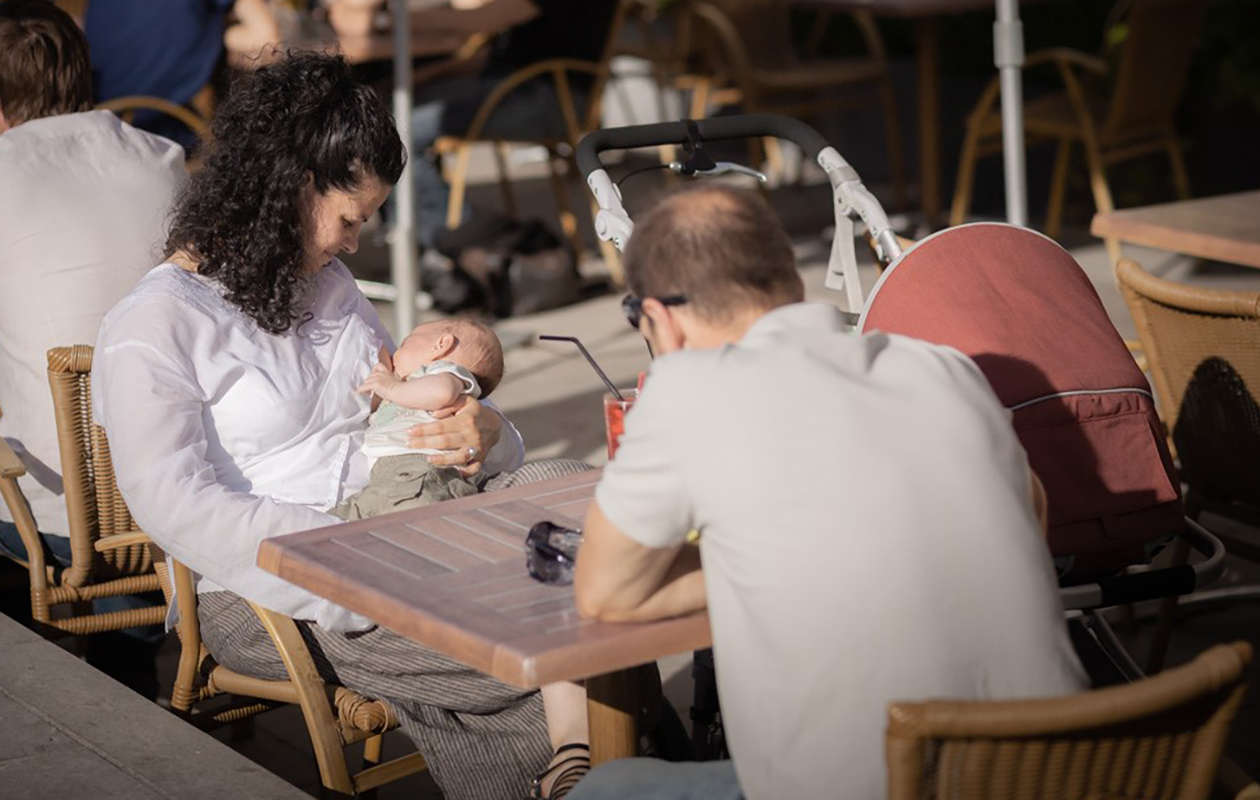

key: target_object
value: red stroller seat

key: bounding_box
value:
[860,223,1184,574]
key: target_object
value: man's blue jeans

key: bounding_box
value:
[1,519,165,698]
[408,75,589,248]
[0,519,164,643]
[566,759,743,800]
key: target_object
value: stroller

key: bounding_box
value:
[576,114,1226,753]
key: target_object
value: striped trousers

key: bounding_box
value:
[199,459,596,800]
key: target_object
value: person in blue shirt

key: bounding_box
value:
[84,0,275,147]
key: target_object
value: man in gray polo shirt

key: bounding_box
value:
[570,186,1086,800]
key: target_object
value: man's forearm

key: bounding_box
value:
[594,548,706,623]
[578,542,706,623]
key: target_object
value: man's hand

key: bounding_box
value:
[575,502,707,623]
[357,361,402,401]
[407,395,503,476]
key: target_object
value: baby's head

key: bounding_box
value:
[393,318,504,397]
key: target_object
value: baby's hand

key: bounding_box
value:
[357,361,401,399]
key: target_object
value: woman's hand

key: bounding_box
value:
[407,395,503,476]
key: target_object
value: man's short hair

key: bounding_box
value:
[623,185,804,323]
[0,0,92,126]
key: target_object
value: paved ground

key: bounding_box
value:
[3,141,1259,798]
[0,613,308,800]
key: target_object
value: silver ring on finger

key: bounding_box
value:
[466,446,478,461]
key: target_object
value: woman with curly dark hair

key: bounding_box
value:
[92,51,554,800]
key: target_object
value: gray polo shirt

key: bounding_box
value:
[596,302,1086,800]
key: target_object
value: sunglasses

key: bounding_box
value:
[525,521,584,586]
[621,294,688,330]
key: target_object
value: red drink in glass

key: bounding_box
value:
[603,390,637,459]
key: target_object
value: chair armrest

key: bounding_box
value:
[1023,47,1108,76]
[463,58,604,143]
[689,2,753,94]
[965,46,1108,131]
[0,435,26,479]
[0,440,50,586]
[94,531,152,552]
[410,30,493,87]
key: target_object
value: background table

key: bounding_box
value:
[1091,191,1260,269]
[257,470,711,764]
[226,8,478,67]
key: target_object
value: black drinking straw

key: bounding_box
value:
[538,335,624,401]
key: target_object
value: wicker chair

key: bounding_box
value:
[0,345,425,796]
[1117,258,1260,671]
[96,96,211,155]
[0,346,165,635]
[433,0,632,282]
[950,0,1208,263]
[686,0,905,206]
[886,641,1252,800]
[153,553,428,797]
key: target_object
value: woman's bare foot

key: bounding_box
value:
[529,742,590,800]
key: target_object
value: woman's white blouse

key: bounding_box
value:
[92,262,524,632]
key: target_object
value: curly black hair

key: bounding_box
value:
[165,51,405,334]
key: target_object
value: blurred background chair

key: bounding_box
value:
[0,346,164,636]
[96,95,211,159]
[1117,258,1260,672]
[950,0,1208,263]
[886,641,1252,800]
[686,0,905,205]
[434,0,633,280]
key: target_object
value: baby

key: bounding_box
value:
[329,318,504,521]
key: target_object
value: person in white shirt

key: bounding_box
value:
[0,0,186,699]
[569,186,1088,800]
[93,51,552,800]
[0,0,185,571]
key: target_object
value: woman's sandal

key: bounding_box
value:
[528,742,591,800]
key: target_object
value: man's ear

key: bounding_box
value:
[432,332,456,358]
[642,298,686,354]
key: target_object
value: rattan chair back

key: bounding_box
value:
[96,96,211,143]
[886,641,1251,800]
[1116,258,1260,511]
[435,0,633,279]
[47,345,152,581]
[1102,0,1209,148]
[0,345,163,634]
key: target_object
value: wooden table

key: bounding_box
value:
[798,0,1056,230]
[226,16,471,68]
[1091,191,1260,269]
[257,470,711,765]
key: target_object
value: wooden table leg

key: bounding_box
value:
[915,18,941,230]
[586,670,640,766]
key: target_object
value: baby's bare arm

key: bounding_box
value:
[371,370,466,411]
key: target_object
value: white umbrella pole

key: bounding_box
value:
[390,0,418,335]
[994,0,1028,227]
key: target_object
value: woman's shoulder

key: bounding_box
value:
[98,264,231,344]
[313,257,389,336]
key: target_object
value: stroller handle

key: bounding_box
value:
[576,114,830,178]
[1059,517,1226,611]
[580,114,900,313]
